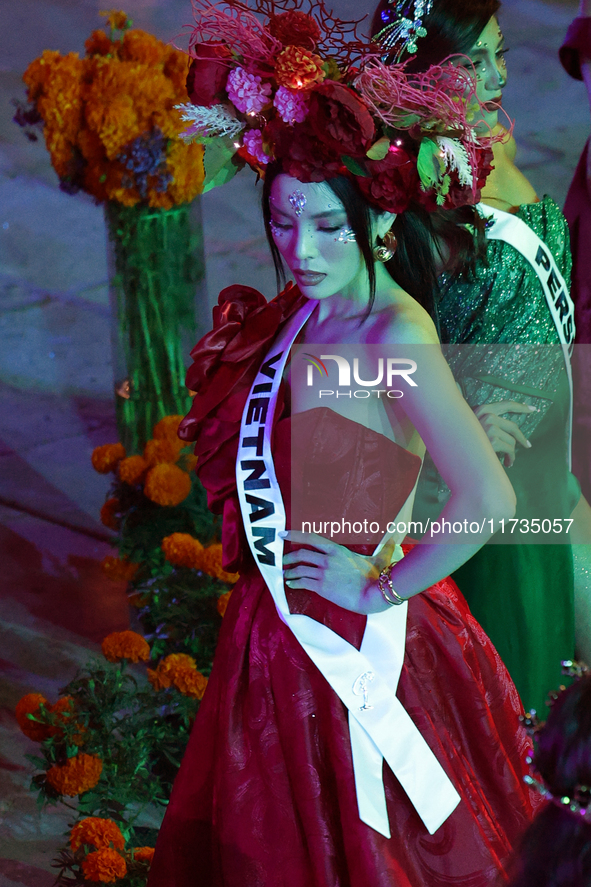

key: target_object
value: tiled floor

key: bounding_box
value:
[0,0,588,879]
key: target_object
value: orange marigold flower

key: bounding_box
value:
[101,555,139,583]
[153,415,183,443]
[143,438,180,466]
[159,653,197,674]
[15,693,51,742]
[118,454,148,486]
[200,544,240,584]
[170,667,208,699]
[70,817,125,852]
[99,9,130,31]
[121,29,165,65]
[144,463,192,507]
[46,753,103,796]
[101,630,150,663]
[274,46,325,90]
[132,846,155,863]
[165,141,205,207]
[91,443,126,474]
[100,498,120,531]
[179,452,198,473]
[147,667,171,691]
[162,533,203,569]
[217,590,233,617]
[82,846,127,882]
[85,29,114,56]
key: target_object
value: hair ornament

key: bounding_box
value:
[372,0,433,63]
[522,659,591,827]
[177,0,494,213]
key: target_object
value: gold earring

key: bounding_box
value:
[373,231,397,262]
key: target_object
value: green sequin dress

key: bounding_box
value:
[414,196,577,714]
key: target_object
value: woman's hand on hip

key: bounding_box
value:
[474,400,534,467]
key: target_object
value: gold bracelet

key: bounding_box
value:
[377,564,407,606]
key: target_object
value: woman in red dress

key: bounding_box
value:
[148,5,538,883]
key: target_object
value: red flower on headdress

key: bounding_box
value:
[356,147,420,213]
[308,81,376,159]
[269,11,321,49]
[186,43,232,108]
[264,118,343,183]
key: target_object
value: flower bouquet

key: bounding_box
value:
[16,11,207,450]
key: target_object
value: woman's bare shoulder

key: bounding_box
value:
[373,290,439,345]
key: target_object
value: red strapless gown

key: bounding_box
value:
[147,285,538,887]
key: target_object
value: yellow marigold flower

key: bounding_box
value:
[85,29,114,56]
[274,45,325,90]
[162,533,203,569]
[132,846,155,863]
[153,415,183,443]
[101,630,150,663]
[100,555,139,583]
[118,454,148,485]
[91,443,126,474]
[70,817,125,852]
[170,666,208,699]
[15,693,51,742]
[99,9,130,31]
[200,544,240,584]
[100,498,120,531]
[82,846,127,882]
[144,463,192,507]
[166,141,205,207]
[143,438,180,467]
[46,753,103,797]
[163,46,191,94]
[121,29,165,65]
[217,590,233,617]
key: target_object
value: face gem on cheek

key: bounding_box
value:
[270,220,285,238]
[288,190,307,216]
[336,227,356,243]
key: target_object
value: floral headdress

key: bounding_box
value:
[372,0,433,64]
[522,660,591,827]
[177,0,493,213]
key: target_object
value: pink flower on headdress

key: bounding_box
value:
[273,86,309,124]
[226,67,272,115]
[242,129,269,165]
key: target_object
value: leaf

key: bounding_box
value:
[341,155,368,177]
[366,137,390,161]
[203,137,240,194]
[417,138,440,189]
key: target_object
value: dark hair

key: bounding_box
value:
[371,0,502,69]
[262,163,445,320]
[369,0,499,291]
[506,676,591,887]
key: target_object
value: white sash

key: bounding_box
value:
[235,302,460,838]
[478,203,574,464]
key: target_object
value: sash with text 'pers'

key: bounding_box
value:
[235,300,460,838]
[479,203,575,464]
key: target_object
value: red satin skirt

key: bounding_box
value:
[148,568,537,887]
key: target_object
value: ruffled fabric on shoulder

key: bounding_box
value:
[179,281,306,571]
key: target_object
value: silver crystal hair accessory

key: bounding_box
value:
[373,0,433,63]
[289,190,307,216]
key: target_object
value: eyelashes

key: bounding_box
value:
[269,221,356,242]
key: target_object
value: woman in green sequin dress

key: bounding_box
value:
[372,0,591,714]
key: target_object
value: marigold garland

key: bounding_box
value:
[217,589,233,617]
[152,414,183,442]
[118,454,149,485]
[15,693,51,742]
[143,437,181,466]
[200,543,240,584]
[46,753,103,796]
[101,630,150,663]
[82,846,127,882]
[91,443,126,474]
[144,462,192,506]
[101,555,139,583]
[70,817,125,852]
[170,666,208,699]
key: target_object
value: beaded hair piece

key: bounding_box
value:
[521,659,591,827]
[372,0,434,63]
